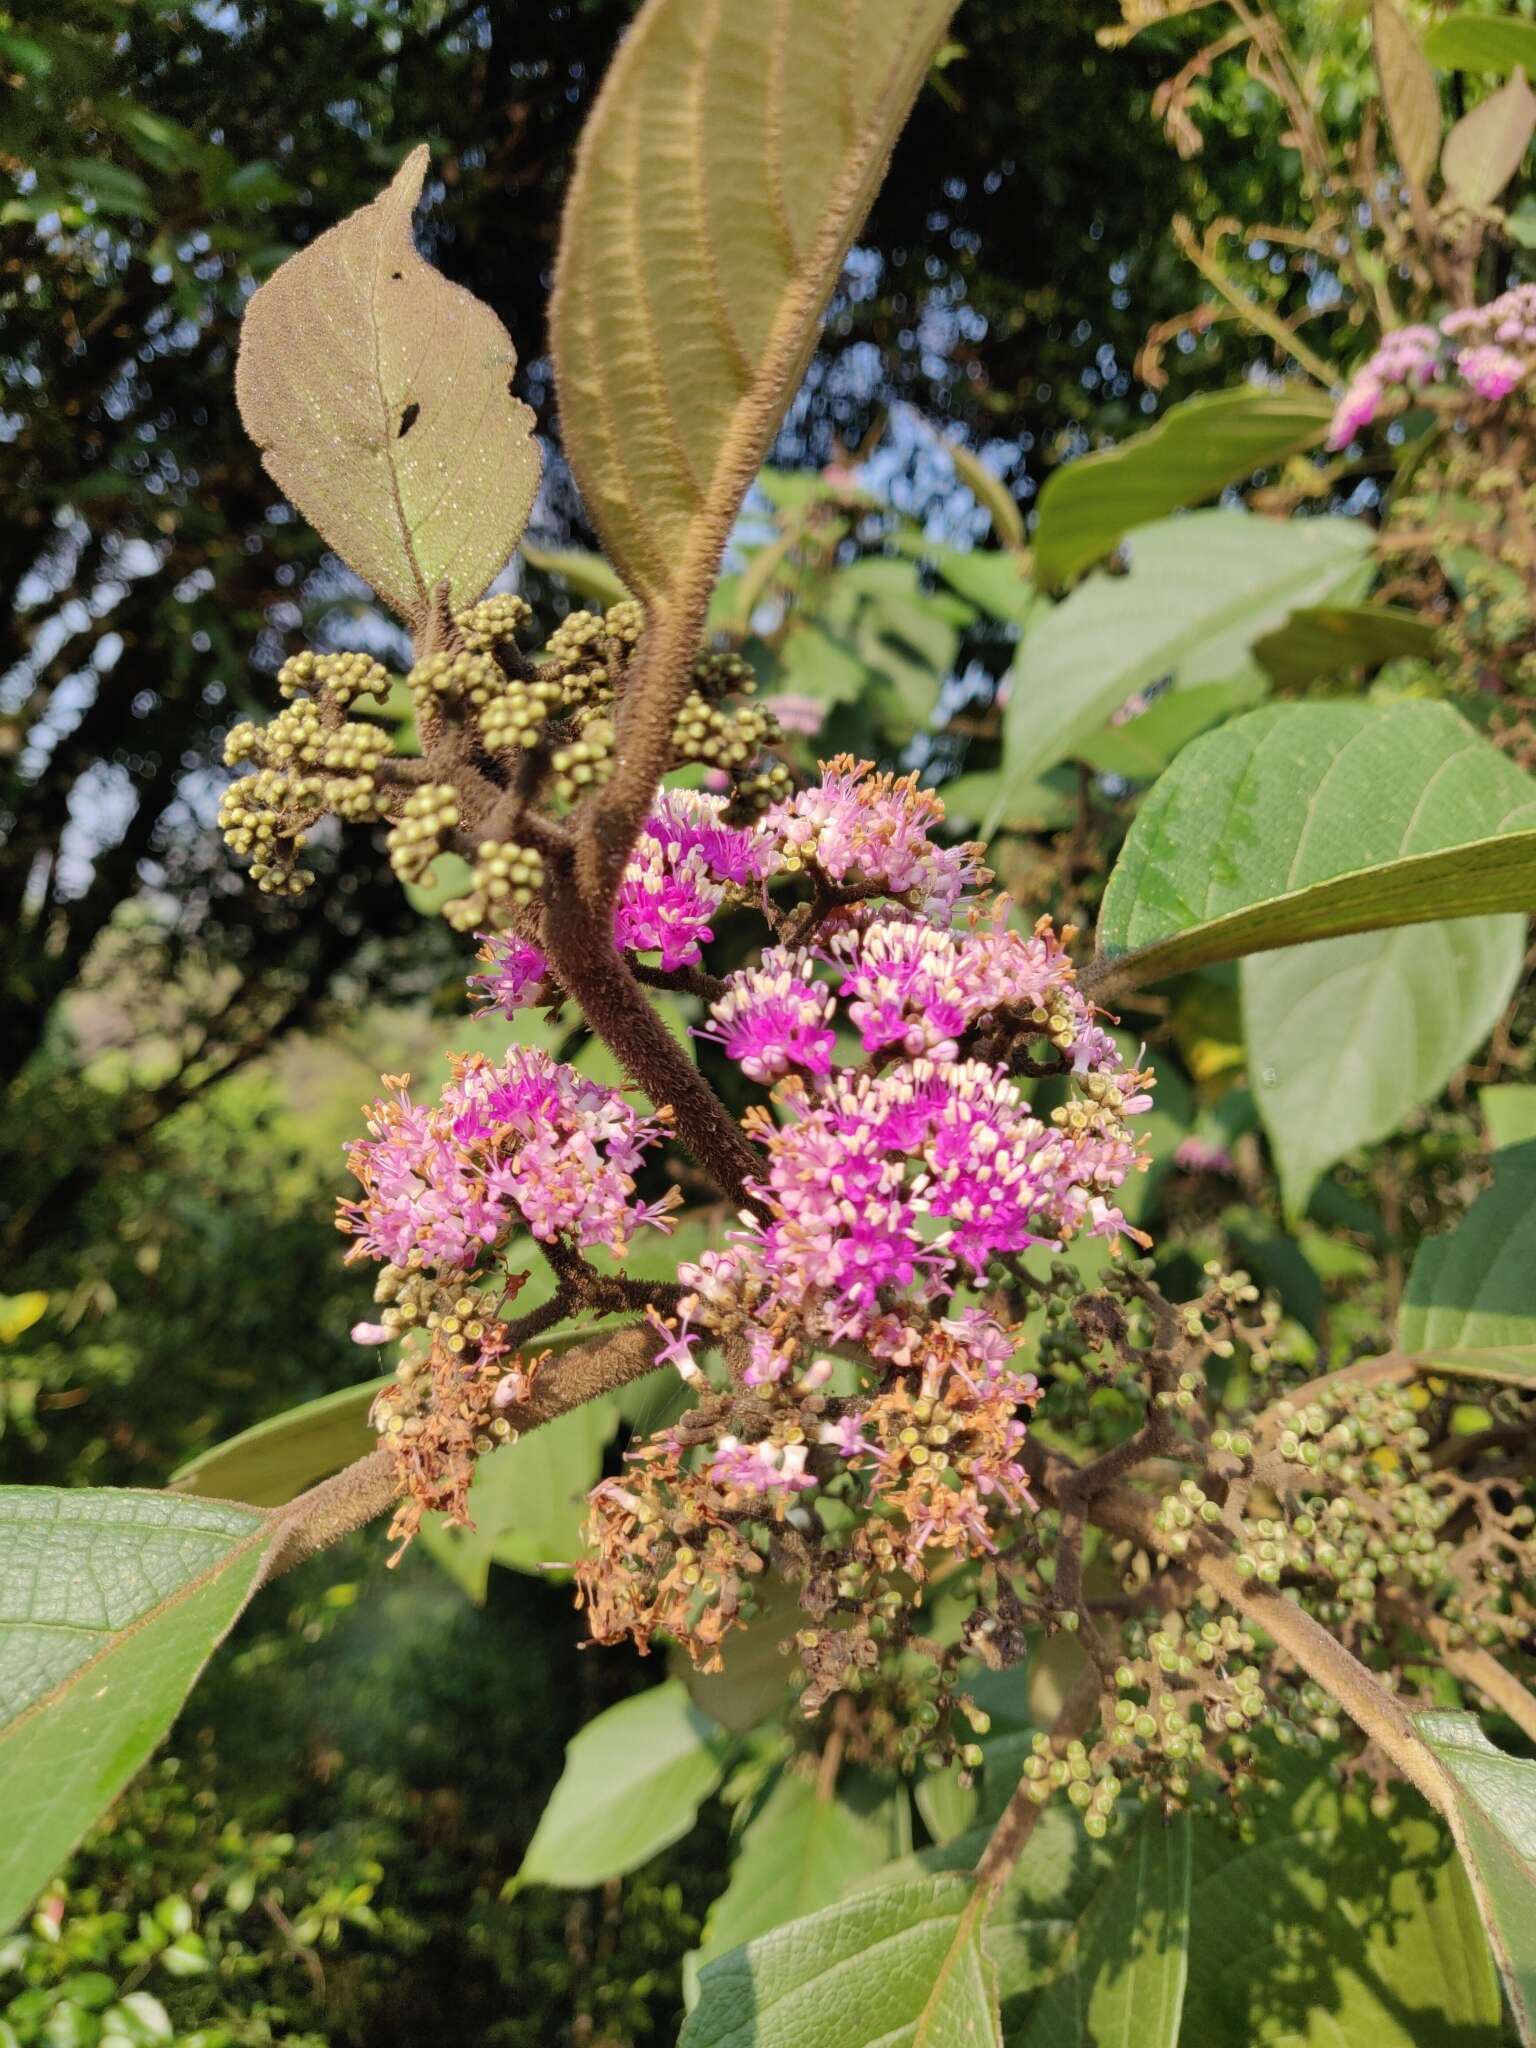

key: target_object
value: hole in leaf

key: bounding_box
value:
[397,402,421,439]
[390,269,402,280]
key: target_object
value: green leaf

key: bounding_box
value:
[236,146,540,627]
[0,1489,273,1933]
[1078,678,1261,781]
[417,1394,618,1603]
[1412,1711,1536,2042]
[689,1772,906,1989]
[549,0,957,608]
[1399,1140,1536,1381]
[1253,602,1438,689]
[996,509,1371,802]
[515,1680,731,1890]
[520,540,632,609]
[680,1876,999,2048]
[1375,2,1444,192]
[1009,1812,1190,2048]
[1178,1754,1502,2047]
[1096,701,1536,982]
[1425,16,1536,79]
[1483,1084,1536,1151]
[1032,388,1336,588]
[948,443,1025,549]
[1440,67,1536,209]
[1244,917,1523,1212]
[171,1378,386,1508]
[923,547,1037,625]
[0,1292,48,1345]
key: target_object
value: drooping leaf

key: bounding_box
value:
[688,1771,906,1992]
[172,1377,386,1507]
[1440,67,1536,210]
[520,540,632,609]
[1032,388,1336,588]
[1412,1712,1536,2041]
[1374,1,1444,192]
[948,442,1025,549]
[0,1489,273,1932]
[236,146,540,628]
[996,509,1371,803]
[417,1394,618,1603]
[1252,602,1438,690]
[1009,1812,1190,2048]
[680,1876,999,2048]
[513,1680,731,1891]
[550,0,957,609]
[1483,1084,1536,1152]
[1399,1140,1536,1382]
[1426,16,1536,81]
[1096,700,1536,982]
[1244,917,1523,1214]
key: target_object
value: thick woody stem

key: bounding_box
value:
[259,1319,673,1584]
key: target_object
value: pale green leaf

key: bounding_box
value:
[996,509,1371,803]
[1244,917,1523,1213]
[236,146,540,627]
[948,442,1025,549]
[1253,602,1438,690]
[1426,16,1536,79]
[520,540,632,609]
[1483,1084,1536,1151]
[0,1489,273,1932]
[1399,1140,1536,1381]
[0,1293,48,1345]
[1375,1,1444,191]
[172,1377,386,1507]
[1078,678,1261,781]
[1096,701,1536,982]
[1441,67,1536,209]
[1010,1812,1190,2048]
[1032,388,1335,588]
[1412,1711,1536,2042]
[690,1772,906,1989]
[683,1571,805,1734]
[550,0,957,609]
[515,1679,730,1890]
[1179,1756,1502,2047]
[680,1876,997,2048]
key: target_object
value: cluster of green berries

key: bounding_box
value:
[454,592,534,656]
[443,839,545,933]
[725,758,795,817]
[1152,1477,1227,1556]
[276,648,391,709]
[671,686,779,773]
[550,712,617,802]
[386,783,460,887]
[372,1262,505,1354]
[1022,1738,1124,1837]
[217,769,316,897]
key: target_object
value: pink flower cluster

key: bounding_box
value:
[1328,293,1536,448]
[760,755,989,917]
[339,1047,678,1274]
[473,791,765,1013]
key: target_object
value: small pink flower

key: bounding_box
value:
[351,1321,392,1346]
[1457,344,1526,404]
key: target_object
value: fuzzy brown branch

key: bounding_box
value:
[259,1318,672,1584]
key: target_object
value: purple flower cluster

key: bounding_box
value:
[1328,292,1536,448]
[340,1048,678,1273]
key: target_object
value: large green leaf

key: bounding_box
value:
[417,1394,618,1603]
[172,1377,385,1508]
[1008,1812,1190,2048]
[550,0,956,609]
[996,510,1371,803]
[1032,387,1335,589]
[235,147,539,628]
[1483,1085,1536,1151]
[1399,1140,1536,1382]
[689,1771,908,1994]
[514,1680,731,1891]
[1253,602,1438,690]
[1096,701,1536,982]
[1425,15,1536,77]
[0,1489,272,1933]
[1244,917,1523,1213]
[1180,1756,1502,2046]
[1078,678,1261,782]
[680,1876,1000,2048]
[1413,1712,1536,2042]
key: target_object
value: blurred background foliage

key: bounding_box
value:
[3,0,1532,2042]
